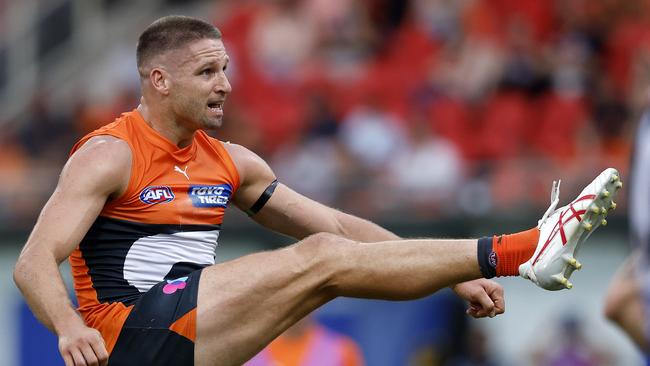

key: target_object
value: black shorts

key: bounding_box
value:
[108,269,202,366]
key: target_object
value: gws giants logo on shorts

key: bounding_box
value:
[163,277,188,295]
[139,186,175,204]
[188,184,232,208]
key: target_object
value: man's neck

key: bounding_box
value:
[137,102,195,148]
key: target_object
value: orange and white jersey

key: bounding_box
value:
[68,109,240,320]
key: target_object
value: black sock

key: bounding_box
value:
[477,236,496,279]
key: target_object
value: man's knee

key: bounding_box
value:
[290,233,357,283]
[604,274,641,324]
[294,232,355,262]
[604,286,624,322]
[604,261,641,323]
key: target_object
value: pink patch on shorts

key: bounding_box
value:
[162,277,188,295]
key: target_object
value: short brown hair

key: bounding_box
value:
[136,15,222,76]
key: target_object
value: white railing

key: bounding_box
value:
[0,0,193,122]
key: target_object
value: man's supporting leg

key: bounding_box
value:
[604,255,649,351]
[194,233,484,366]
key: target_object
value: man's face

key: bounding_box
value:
[165,38,232,130]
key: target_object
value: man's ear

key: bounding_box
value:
[150,68,170,96]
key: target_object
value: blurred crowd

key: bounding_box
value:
[1,0,649,228]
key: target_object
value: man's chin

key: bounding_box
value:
[200,117,223,130]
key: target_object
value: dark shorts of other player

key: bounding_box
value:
[108,269,202,366]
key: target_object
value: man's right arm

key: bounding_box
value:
[13,136,131,366]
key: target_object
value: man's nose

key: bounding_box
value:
[215,73,232,94]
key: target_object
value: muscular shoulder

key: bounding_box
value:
[222,142,275,188]
[65,135,132,197]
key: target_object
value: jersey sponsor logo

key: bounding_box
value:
[188,184,232,208]
[140,186,175,204]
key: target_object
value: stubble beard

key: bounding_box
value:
[200,112,223,130]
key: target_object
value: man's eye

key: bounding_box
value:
[201,69,213,75]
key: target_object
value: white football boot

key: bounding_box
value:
[519,168,622,290]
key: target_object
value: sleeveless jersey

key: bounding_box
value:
[67,109,240,351]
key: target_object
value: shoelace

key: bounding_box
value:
[537,180,561,229]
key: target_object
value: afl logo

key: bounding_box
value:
[140,186,175,204]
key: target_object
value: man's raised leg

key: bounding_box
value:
[194,233,483,366]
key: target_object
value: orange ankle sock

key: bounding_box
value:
[493,228,540,277]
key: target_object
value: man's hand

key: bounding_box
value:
[58,322,108,366]
[451,279,505,318]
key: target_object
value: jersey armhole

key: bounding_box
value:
[71,133,137,205]
[215,140,242,193]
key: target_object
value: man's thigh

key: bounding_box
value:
[195,235,343,366]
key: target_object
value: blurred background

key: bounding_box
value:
[0,0,648,364]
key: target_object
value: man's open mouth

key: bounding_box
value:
[207,101,224,114]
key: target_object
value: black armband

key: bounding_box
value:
[245,179,279,216]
